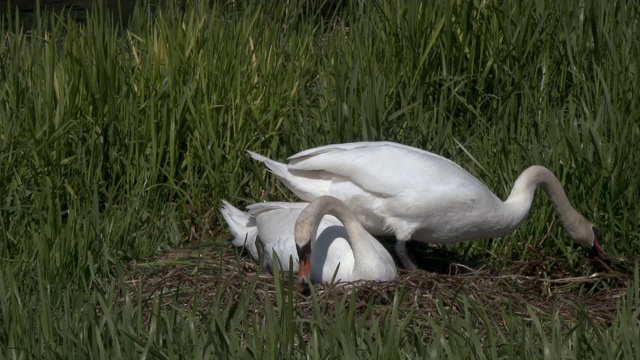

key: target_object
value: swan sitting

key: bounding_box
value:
[248,141,606,270]
[220,196,397,284]
[220,199,303,270]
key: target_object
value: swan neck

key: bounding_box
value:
[506,166,580,231]
[295,196,373,270]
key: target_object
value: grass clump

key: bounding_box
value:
[0,0,638,358]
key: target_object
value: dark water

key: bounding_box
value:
[0,0,145,27]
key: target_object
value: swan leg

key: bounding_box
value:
[395,240,417,271]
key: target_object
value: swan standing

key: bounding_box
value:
[249,141,605,270]
[220,196,397,284]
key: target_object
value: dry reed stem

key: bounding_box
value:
[121,240,632,331]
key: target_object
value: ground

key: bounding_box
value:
[122,232,631,332]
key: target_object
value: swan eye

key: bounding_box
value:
[592,226,602,241]
[296,242,311,259]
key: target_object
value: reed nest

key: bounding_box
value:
[122,234,633,332]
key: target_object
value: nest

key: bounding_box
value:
[121,237,633,335]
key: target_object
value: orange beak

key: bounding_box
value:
[298,254,311,285]
[592,239,607,257]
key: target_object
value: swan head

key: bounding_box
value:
[295,216,314,285]
[566,221,606,257]
[296,242,311,286]
[588,226,606,258]
[294,197,331,285]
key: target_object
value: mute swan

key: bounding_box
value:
[220,199,305,270]
[219,197,397,284]
[248,141,606,270]
[294,196,397,285]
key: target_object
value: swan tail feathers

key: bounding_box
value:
[247,151,291,179]
[248,150,328,201]
[220,199,259,259]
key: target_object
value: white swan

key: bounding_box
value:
[248,141,605,270]
[220,199,304,269]
[219,196,397,284]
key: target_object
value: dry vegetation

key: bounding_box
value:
[123,233,633,335]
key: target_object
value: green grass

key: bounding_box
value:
[0,0,639,358]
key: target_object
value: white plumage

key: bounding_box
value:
[249,141,605,270]
[220,196,396,284]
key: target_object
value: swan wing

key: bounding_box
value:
[313,222,396,283]
[367,233,397,276]
[311,225,354,283]
[289,141,424,159]
[219,200,259,260]
[286,142,505,239]
[252,205,302,271]
[247,201,309,216]
[287,142,488,198]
